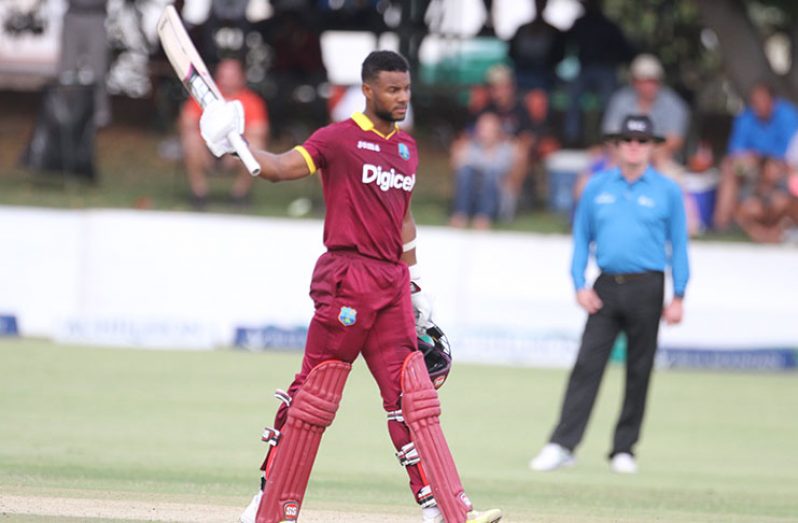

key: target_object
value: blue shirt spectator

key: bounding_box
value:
[727,97,798,159]
[571,165,690,297]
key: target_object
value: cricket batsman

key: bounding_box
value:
[198,50,503,523]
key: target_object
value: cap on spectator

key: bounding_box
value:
[604,114,665,143]
[486,64,514,85]
[630,54,664,81]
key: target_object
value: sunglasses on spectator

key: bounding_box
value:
[620,137,651,144]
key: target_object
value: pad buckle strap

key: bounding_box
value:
[417,485,436,508]
[274,389,291,407]
[387,409,405,423]
[396,442,420,467]
[261,426,281,446]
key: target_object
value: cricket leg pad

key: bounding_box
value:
[256,360,351,523]
[401,351,472,523]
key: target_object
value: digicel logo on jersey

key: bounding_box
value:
[362,164,415,192]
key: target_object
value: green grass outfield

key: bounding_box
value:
[1,339,797,522]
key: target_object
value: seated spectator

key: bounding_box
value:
[450,65,535,221]
[781,131,798,239]
[602,53,700,234]
[713,82,798,230]
[602,53,690,169]
[180,58,269,209]
[735,156,793,243]
[517,88,560,210]
[450,112,516,229]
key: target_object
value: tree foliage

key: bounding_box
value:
[601,0,798,108]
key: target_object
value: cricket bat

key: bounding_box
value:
[157,5,261,176]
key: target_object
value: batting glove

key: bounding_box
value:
[409,264,433,335]
[199,100,244,157]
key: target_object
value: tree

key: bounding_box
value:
[694,0,798,100]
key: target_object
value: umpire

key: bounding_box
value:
[531,115,690,474]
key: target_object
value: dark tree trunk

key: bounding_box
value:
[695,0,793,99]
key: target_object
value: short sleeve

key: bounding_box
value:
[301,124,338,172]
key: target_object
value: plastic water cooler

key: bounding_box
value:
[545,150,591,214]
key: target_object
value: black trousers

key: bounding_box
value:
[550,271,664,457]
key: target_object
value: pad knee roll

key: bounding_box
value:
[257,360,351,523]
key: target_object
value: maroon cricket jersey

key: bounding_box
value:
[295,112,418,263]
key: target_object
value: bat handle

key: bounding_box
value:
[227,132,261,176]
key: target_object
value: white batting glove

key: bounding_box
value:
[199,99,244,157]
[409,264,433,335]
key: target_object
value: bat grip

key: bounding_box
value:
[228,132,261,176]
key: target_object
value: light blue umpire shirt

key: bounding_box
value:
[571,165,690,297]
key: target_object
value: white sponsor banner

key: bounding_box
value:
[1,207,796,365]
[55,316,216,350]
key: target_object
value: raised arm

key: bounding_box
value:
[199,100,312,182]
[251,148,312,182]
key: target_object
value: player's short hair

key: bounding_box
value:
[361,50,409,83]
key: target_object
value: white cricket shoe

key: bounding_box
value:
[239,490,261,523]
[467,508,503,522]
[610,452,638,474]
[422,506,503,522]
[421,505,443,523]
[529,443,575,471]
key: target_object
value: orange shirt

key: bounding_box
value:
[182,88,269,130]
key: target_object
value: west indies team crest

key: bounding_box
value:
[398,142,410,160]
[338,306,357,327]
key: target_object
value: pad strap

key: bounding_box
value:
[387,409,405,423]
[257,360,351,523]
[402,351,472,522]
[261,427,281,447]
[396,442,421,467]
[416,485,436,509]
[274,389,292,407]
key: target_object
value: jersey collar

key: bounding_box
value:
[613,165,653,184]
[352,112,399,140]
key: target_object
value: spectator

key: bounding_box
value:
[713,82,798,230]
[602,53,690,168]
[520,87,561,209]
[507,0,566,94]
[260,6,328,136]
[735,156,794,243]
[562,0,635,146]
[477,0,497,36]
[452,64,551,220]
[449,112,516,229]
[530,115,690,475]
[200,0,251,69]
[59,0,110,127]
[179,58,269,209]
[784,131,798,235]
[602,53,700,235]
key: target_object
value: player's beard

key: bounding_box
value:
[375,107,405,123]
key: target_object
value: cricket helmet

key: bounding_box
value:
[417,322,452,389]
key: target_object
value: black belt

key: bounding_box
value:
[601,271,663,284]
